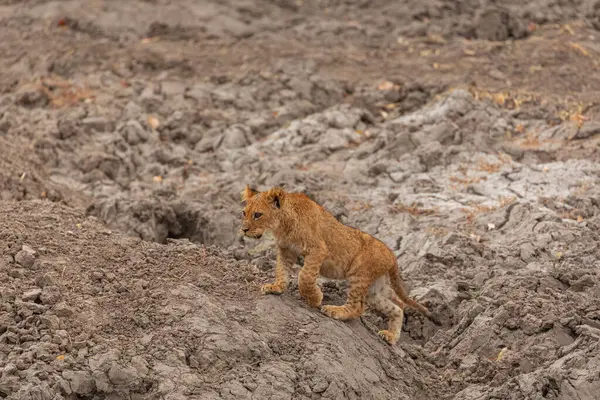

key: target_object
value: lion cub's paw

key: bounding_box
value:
[261,283,285,295]
[320,305,350,320]
[377,330,399,345]
[304,288,323,308]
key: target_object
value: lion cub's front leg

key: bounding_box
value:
[261,247,295,295]
[297,251,324,308]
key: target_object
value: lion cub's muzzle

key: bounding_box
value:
[239,227,262,239]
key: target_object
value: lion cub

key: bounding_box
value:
[239,185,441,345]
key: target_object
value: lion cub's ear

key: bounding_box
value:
[241,184,257,202]
[266,187,285,209]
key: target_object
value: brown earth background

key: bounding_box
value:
[1,0,600,399]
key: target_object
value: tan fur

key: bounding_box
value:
[239,185,441,345]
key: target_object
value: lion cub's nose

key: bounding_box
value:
[242,227,250,233]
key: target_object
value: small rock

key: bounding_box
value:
[0,314,13,334]
[20,334,34,343]
[63,370,95,395]
[92,370,111,392]
[82,116,113,133]
[55,330,69,339]
[56,377,72,395]
[220,124,252,149]
[140,334,153,346]
[2,363,17,376]
[55,119,78,140]
[474,8,527,41]
[40,334,52,342]
[122,120,149,145]
[122,101,142,120]
[185,84,212,107]
[18,301,46,315]
[131,356,149,376]
[195,272,216,289]
[521,313,542,335]
[91,271,104,282]
[195,134,220,153]
[3,332,18,344]
[22,289,42,302]
[8,269,24,279]
[251,256,273,272]
[53,302,74,317]
[311,377,329,393]
[108,363,141,388]
[77,346,89,360]
[140,87,162,112]
[15,358,30,370]
[73,341,88,350]
[88,349,121,372]
[21,244,36,255]
[39,315,60,330]
[40,285,62,305]
[232,249,248,260]
[19,352,33,364]
[488,69,506,81]
[519,243,536,262]
[15,86,49,108]
[15,251,35,268]
[35,274,56,288]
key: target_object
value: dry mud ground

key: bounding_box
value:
[2,1,600,399]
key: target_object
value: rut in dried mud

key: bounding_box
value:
[1,1,600,399]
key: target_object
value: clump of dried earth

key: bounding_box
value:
[1,1,600,399]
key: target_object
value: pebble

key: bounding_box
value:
[8,269,24,279]
[53,302,74,317]
[2,363,17,376]
[63,370,95,395]
[14,251,35,268]
[22,289,42,302]
[221,124,251,149]
[35,274,56,288]
[82,116,113,133]
[0,314,12,334]
[108,362,140,387]
[122,120,148,145]
[15,86,49,108]
[40,286,62,305]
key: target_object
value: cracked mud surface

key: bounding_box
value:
[1,1,600,399]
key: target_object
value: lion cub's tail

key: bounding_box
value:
[388,266,442,326]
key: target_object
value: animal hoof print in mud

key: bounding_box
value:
[377,330,398,346]
[260,284,285,295]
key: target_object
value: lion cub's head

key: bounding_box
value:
[239,185,285,239]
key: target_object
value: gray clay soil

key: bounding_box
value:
[1,1,600,399]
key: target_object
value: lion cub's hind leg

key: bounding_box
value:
[320,275,370,321]
[367,275,405,346]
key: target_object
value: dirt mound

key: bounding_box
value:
[0,201,449,400]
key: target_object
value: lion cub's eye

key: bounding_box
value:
[253,212,263,220]
[242,210,246,217]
